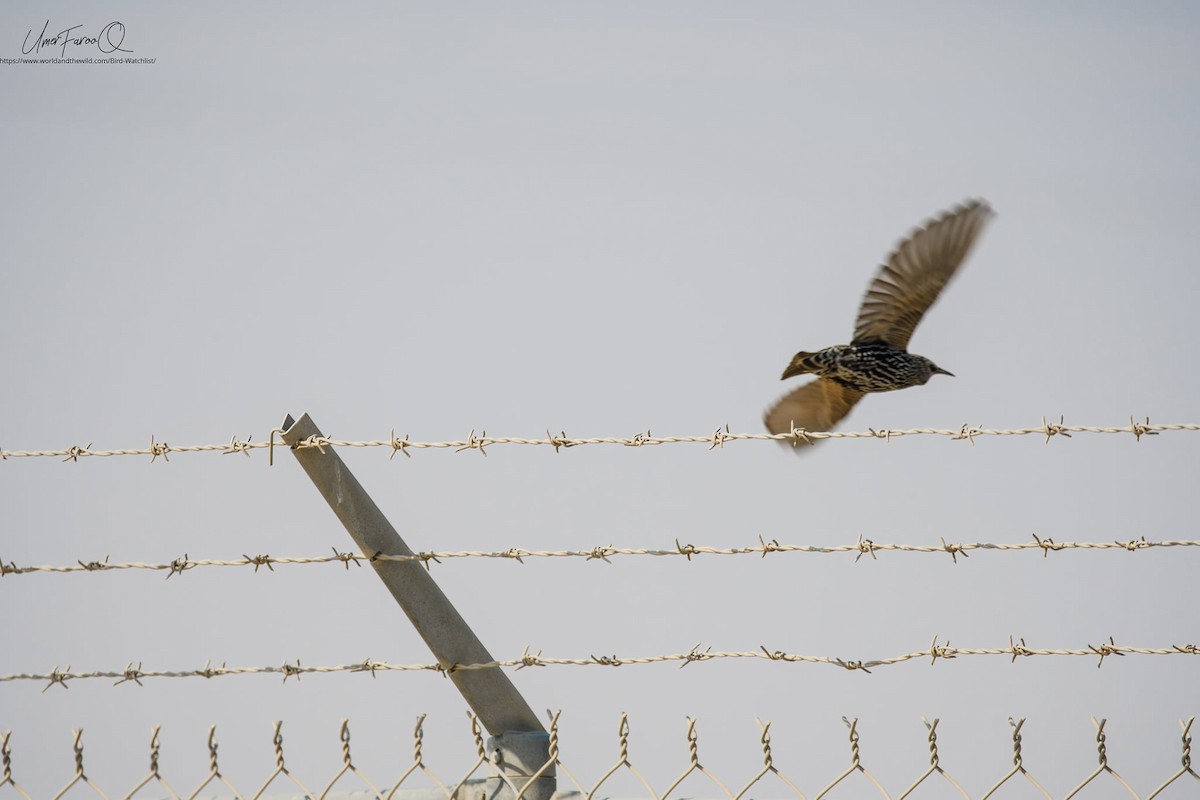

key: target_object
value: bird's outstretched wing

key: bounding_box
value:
[852,199,994,350]
[764,378,865,449]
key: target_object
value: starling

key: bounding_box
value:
[765,200,994,449]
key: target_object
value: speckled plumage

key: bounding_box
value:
[765,200,994,449]
[785,343,948,394]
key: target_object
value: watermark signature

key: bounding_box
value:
[22,20,132,57]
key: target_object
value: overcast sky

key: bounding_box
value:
[2,2,1198,798]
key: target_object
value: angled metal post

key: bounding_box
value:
[278,413,545,738]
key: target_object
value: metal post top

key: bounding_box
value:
[278,411,545,737]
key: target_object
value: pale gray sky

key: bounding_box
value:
[2,2,1198,798]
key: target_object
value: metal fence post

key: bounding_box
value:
[279,413,554,800]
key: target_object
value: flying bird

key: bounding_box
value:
[765,200,994,449]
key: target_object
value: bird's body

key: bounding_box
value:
[765,200,994,448]
[781,343,949,394]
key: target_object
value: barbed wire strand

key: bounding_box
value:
[4,535,1196,579]
[4,637,1196,690]
[1,417,1194,462]
[5,714,1196,800]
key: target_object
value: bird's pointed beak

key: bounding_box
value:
[780,353,814,380]
[933,366,955,377]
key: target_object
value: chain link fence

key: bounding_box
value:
[3,715,1196,800]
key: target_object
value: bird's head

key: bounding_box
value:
[780,350,818,381]
[920,357,955,383]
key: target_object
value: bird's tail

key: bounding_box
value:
[781,351,822,380]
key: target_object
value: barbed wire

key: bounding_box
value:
[2,714,1195,800]
[0,417,1193,463]
[3,534,1198,578]
[3,636,1197,690]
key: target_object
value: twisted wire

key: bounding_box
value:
[0,418,1192,462]
[6,715,1197,800]
[3,535,1195,578]
[4,637,1196,690]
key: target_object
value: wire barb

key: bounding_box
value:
[455,429,488,456]
[222,435,254,457]
[165,554,193,579]
[148,435,171,463]
[115,661,144,687]
[709,424,731,450]
[61,443,92,463]
[389,428,412,460]
[1129,415,1159,442]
